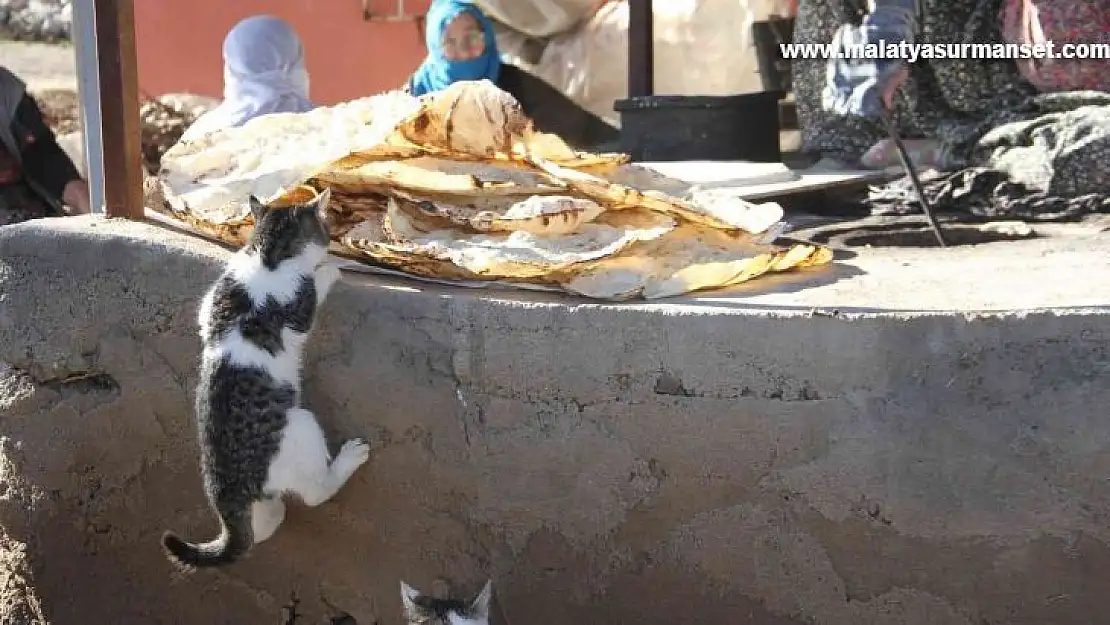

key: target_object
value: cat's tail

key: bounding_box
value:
[161,507,252,569]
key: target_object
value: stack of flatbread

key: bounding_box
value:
[157,80,832,300]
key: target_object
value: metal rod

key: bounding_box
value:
[879,109,947,247]
[94,0,144,220]
[72,0,105,215]
[628,0,654,97]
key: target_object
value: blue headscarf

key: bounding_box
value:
[409,0,501,97]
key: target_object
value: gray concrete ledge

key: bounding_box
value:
[1,215,1109,624]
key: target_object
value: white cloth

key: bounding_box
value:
[180,15,313,142]
[475,0,602,38]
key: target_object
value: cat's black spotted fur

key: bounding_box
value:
[162,189,371,569]
[205,274,317,355]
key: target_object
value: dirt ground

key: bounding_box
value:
[3,39,209,173]
[0,530,46,624]
[2,39,83,138]
[29,86,212,174]
[32,88,81,134]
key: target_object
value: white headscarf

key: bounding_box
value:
[180,15,313,141]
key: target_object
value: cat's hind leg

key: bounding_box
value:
[264,407,370,507]
[251,497,286,543]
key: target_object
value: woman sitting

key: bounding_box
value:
[407,0,501,97]
[794,0,1110,219]
[180,14,314,142]
[405,0,618,149]
[0,65,90,226]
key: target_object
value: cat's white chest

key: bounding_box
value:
[200,249,319,391]
[227,250,311,305]
[197,285,216,339]
[205,328,306,390]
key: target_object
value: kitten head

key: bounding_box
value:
[400,580,492,625]
[245,187,332,270]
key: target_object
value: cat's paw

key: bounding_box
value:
[316,262,341,284]
[314,263,342,297]
[334,437,371,470]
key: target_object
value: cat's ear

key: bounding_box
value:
[312,187,332,220]
[469,580,493,619]
[248,195,268,223]
[400,581,422,618]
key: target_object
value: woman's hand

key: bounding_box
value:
[822,0,918,117]
[62,178,92,215]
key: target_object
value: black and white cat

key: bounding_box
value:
[401,580,493,625]
[162,188,370,569]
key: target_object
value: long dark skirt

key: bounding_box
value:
[794,0,1110,217]
[793,0,1034,167]
[0,181,55,226]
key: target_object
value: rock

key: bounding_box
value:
[30,88,80,134]
[0,529,47,625]
[30,89,219,175]
[137,94,219,172]
[0,0,71,42]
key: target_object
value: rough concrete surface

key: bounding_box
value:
[1,216,1110,624]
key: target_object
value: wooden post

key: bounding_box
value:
[94,0,144,219]
[628,0,654,97]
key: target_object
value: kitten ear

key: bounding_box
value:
[469,580,493,619]
[313,187,333,220]
[400,581,422,617]
[248,195,268,222]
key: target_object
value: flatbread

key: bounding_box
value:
[563,224,834,300]
[315,157,564,198]
[157,80,835,300]
[527,157,783,234]
[376,197,674,278]
[396,79,529,157]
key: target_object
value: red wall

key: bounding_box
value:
[134,0,431,105]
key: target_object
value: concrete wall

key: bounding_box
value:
[1,216,1109,624]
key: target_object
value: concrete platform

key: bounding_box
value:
[1,215,1109,625]
[334,218,1108,314]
